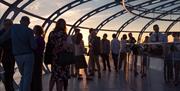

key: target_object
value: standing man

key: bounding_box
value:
[149,24,164,42]
[149,24,169,82]
[111,34,120,72]
[89,29,101,78]
[101,33,111,72]
[0,19,15,91]
[11,16,37,91]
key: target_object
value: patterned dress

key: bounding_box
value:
[49,30,70,81]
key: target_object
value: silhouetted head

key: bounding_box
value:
[103,33,107,39]
[33,25,44,36]
[3,19,13,30]
[20,16,30,27]
[128,32,132,38]
[54,18,66,32]
[112,34,116,38]
[89,28,94,34]
[153,24,159,33]
[144,36,149,42]
[74,28,80,34]
[122,34,127,40]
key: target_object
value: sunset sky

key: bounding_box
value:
[0,0,179,44]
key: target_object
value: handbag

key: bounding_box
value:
[56,51,74,66]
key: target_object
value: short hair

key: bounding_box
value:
[112,34,116,38]
[74,28,80,33]
[153,24,159,30]
[89,28,94,33]
[122,34,127,40]
[21,16,30,23]
[128,32,132,36]
[153,24,159,27]
[103,33,107,37]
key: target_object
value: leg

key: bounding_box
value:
[94,55,101,78]
[119,53,123,71]
[15,54,34,91]
[56,80,63,91]
[167,61,173,82]
[89,55,95,76]
[15,56,25,91]
[70,64,76,77]
[174,62,180,85]
[105,54,111,71]
[63,80,68,91]
[101,54,106,71]
[49,75,56,91]
[112,53,118,72]
[134,54,138,76]
[31,55,43,91]
[2,53,15,91]
[23,54,34,91]
[123,53,127,72]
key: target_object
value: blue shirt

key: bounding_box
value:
[111,38,120,54]
[149,32,164,42]
[11,24,37,56]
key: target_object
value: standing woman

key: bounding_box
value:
[48,18,70,91]
[31,25,45,91]
[119,34,128,72]
[74,33,92,80]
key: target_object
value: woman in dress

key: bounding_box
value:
[48,18,70,91]
[74,32,92,80]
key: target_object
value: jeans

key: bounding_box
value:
[15,53,34,91]
[101,54,111,71]
[112,53,118,71]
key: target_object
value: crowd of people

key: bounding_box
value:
[0,16,180,91]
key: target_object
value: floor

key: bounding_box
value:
[0,57,180,91]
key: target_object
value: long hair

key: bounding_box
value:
[54,18,66,33]
[33,25,44,36]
